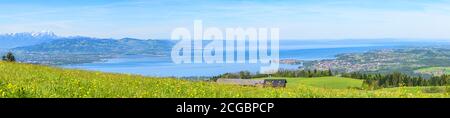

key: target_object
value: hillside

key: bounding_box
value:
[304,47,450,75]
[0,32,175,65]
[10,37,174,65]
[14,37,173,54]
[1,62,449,98]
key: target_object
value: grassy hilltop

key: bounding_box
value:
[0,62,449,98]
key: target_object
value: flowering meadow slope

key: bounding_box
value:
[0,62,448,98]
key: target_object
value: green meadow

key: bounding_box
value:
[1,62,449,98]
[416,67,450,75]
[256,77,363,89]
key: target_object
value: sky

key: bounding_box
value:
[1,0,450,40]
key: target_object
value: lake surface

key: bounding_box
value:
[64,44,400,77]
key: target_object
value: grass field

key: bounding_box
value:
[415,67,450,75]
[1,62,450,98]
[256,77,363,89]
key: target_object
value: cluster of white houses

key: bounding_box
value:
[216,79,287,88]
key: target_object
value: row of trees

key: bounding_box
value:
[216,71,253,79]
[215,69,334,79]
[214,68,450,90]
[342,72,450,89]
[272,69,333,78]
[1,52,15,62]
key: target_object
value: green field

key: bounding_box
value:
[257,77,363,89]
[1,62,450,98]
[416,67,450,75]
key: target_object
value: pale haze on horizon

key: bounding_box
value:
[1,0,450,40]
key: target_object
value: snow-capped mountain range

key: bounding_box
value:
[0,31,58,49]
[1,31,58,39]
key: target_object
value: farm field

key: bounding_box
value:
[256,77,363,89]
[416,67,450,76]
[1,62,449,98]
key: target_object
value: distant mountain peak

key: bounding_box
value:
[2,31,58,39]
[31,31,57,38]
[0,31,59,49]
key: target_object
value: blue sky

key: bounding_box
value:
[1,0,450,40]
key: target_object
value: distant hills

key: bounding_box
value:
[13,37,174,55]
[0,32,175,65]
[2,32,450,66]
[303,47,450,77]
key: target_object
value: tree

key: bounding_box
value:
[2,52,16,62]
[239,71,251,79]
[328,69,333,76]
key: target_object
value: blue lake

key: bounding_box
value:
[63,44,401,77]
